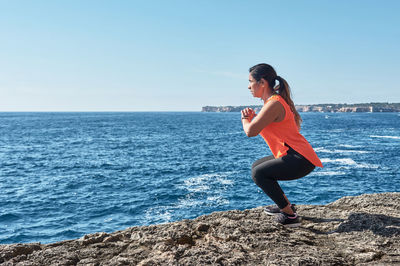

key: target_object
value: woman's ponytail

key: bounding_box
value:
[275,76,302,129]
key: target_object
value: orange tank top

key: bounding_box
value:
[259,95,323,167]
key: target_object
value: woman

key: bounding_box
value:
[241,63,323,227]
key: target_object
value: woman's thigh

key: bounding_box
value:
[252,155,275,169]
[253,154,315,181]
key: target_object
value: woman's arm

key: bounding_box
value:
[241,100,285,137]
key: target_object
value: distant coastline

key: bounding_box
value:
[202,102,400,113]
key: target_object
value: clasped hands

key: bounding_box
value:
[241,108,256,121]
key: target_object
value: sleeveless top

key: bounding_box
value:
[259,95,323,168]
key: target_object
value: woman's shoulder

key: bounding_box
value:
[267,95,289,106]
[267,94,282,101]
[265,95,291,119]
[266,95,285,105]
[261,96,285,118]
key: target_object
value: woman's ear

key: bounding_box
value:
[260,78,267,88]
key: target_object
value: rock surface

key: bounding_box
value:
[1,192,399,265]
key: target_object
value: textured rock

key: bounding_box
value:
[1,192,399,265]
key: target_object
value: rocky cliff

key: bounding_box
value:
[1,192,399,265]
[202,102,400,113]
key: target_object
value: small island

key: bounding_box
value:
[202,102,400,113]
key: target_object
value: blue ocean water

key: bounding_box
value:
[0,112,399,244]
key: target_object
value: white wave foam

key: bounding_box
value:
[148,172,235,223]
[357,162,380,169]
[333,149,369,154]
[314,147,335,153]
[206,195,229,205]
[183,172,234,193]
[320,158,379,169]
[144,195,202,224]
[370,135,400,140]
[144,206,173,223]
[176,196,202,208]
[224,131,243,135]
[315,147,368,154]
[339,144,361,148]
[183,182,210,193]
[321,158,357,165]
[318,171,346,176]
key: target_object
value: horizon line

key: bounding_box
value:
[1,101,399,113]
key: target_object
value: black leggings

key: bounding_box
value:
[251,146,315,209]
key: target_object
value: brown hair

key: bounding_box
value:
[249,63,302,129]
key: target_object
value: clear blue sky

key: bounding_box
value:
[1,0,399,111]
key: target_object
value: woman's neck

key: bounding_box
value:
[262,90,274,103]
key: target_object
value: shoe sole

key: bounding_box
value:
[264,205,297,216]
[264,208,297,216]
[264,210,280,216]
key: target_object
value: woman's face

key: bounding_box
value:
[248,74,264,98]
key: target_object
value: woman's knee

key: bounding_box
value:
[252,165,276,187]
[252,167,265,185]
[251,161,259,171]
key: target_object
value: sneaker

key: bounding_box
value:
[276,212,301,227]
[264,204,296,216]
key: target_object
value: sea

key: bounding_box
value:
[0,112,399,244]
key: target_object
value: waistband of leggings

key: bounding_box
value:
[285,144,303,157]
